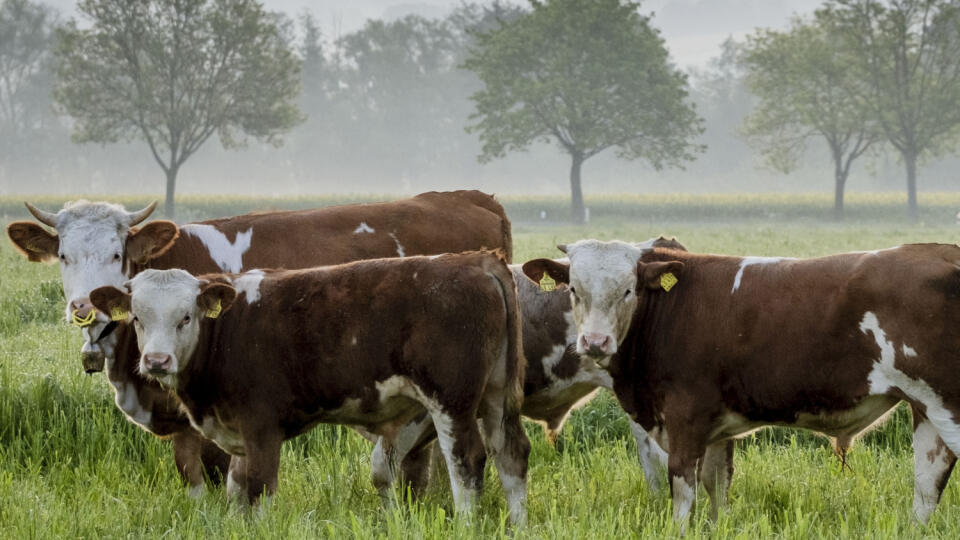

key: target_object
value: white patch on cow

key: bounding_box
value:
[412,272,417,280]
[354,222,375,234]
[388,232,405,257]
[731,256,787,294]
[861,312,960,454]
[370,437,394,502]
[671,474,696,526]
[188,484,205,498]
[500,472,527,526]
[904,345,918,358]
[181,224,253,273]
[233,269,265,304]
[197,415,245,455]
[226,469,243,499]
[112,381,152,428]
[350,336,358,346]
[913,418,953,523]
[633,420,667,493]
[431,410,476,516]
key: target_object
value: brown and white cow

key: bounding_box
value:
[524,240,960,525]
[90,251,530,524]
[6,191,513,493]
[373,237,683,497]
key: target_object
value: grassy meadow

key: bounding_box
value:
[2,194,960,538]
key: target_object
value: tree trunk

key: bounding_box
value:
[904,150,918,222]
[164,166,178,219]
[569,152,585,224]
[833,158,846,221]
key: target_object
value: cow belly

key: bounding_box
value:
[709,395,900,443]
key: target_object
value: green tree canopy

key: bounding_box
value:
[463,0,703,223]
[822,0,960,221]
[742,17,880,219]
[54,0,303,218]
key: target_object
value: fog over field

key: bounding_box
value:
[2,0,959,203]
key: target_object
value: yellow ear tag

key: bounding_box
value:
[205,299,222,319]
[109,306,128,322]
[660,272,678,292]
[539,273,556,292]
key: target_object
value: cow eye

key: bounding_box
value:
[59,253,66,262]
[132,316,139,323]
[570,286,576,295]
[623,289,632,299]
[113,252,121,261]
[177,315,191,329]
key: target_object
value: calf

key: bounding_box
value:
[7,191,512,492]
[372,237,683,498]
[524,240,960,525]
[90,252,530,523]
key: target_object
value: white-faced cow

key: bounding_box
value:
[89,251,530,524]
[373,237,683,498]
[524,240,960,526]
[6,191,513,493]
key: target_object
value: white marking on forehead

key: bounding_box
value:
[354,222,375,234]
[388,232,405,257]
[731,256,788,294]
[181,224,253,273]
[233,269,265,304]
[567,240,645,288]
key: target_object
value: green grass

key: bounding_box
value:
[2,199,960,538]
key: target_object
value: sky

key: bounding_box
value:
[45,0,825,70]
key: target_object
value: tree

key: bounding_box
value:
[822,0,960,221]
[463,0,703,223]
[742,18,880,220]
[0,0,60,169]
[54,0,303,218]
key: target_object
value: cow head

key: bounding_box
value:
[522,239,684,360]
[6,200,178,370]
[90,269,237,387]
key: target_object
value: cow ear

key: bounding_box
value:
[7,222,59,262]
[522,258,570,286]
[126,221,179,265]
[90,286,132,322]
[638,261,684,291]
[197,283,237,319]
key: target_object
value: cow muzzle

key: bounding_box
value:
[579,332,614,358]
[142,353,174,375]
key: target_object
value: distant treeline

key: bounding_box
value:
[5,193,960,224]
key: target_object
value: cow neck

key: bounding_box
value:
[105,323,141,386]
[172,316,229,422]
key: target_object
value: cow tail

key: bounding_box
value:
[485,251,525,418]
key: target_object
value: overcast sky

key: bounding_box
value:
[46,0,824,69]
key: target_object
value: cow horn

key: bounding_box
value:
[24,202,59,227]
[127,201,158,226]
[557,243,568,254]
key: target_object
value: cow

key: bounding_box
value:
[6,191,513,493]
[88,251,530,524]
[523,240,960,526]
[370,237,684,498]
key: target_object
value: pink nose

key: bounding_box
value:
[580,333,612,357]
[143,353,173,373]
[70,298,94,318]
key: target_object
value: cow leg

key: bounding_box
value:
[200,438,231,486]
[371,413,438,505]
[229,429,282,506]
[479,395,531,526]
[699,440,734,520]
[666,425,706,532]
[171,430,206,497]
[912,407,957,524]
[631,420,668,494]
[431,409,486,519]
